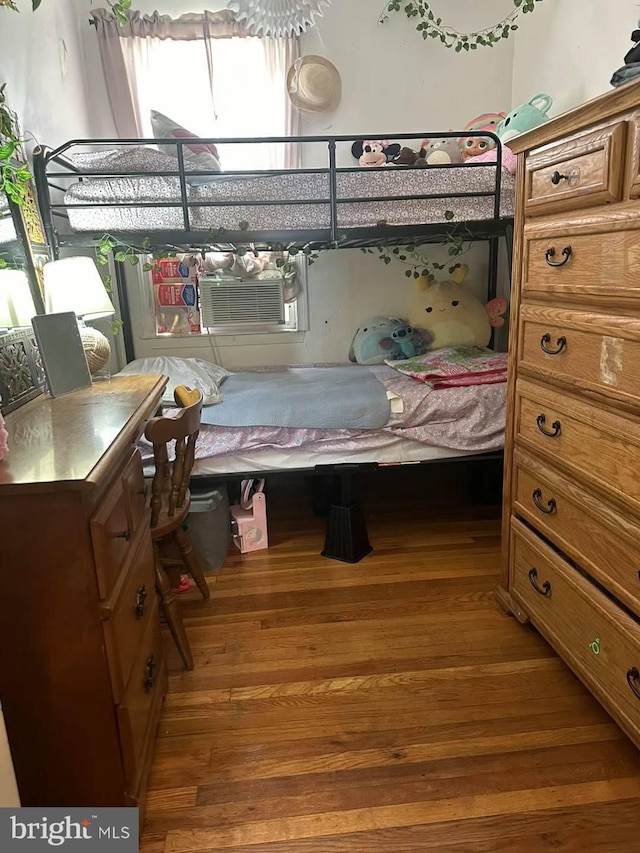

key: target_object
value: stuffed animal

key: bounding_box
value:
[351,140,402,167]
[459,112,506,160]
[204,252,266,278]
[388,146,429,168]
[349,317,426,364]
[421,138,464,166]
[408,265,507,350]
[391,321,428,358]
[497,94,553,144]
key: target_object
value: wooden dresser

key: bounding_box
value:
[0,374,168,807]
[499,82,640,749]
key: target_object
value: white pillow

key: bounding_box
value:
[150,111,222,175]
[118,357,229,406]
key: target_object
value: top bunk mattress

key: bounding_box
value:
[64,164,515,234]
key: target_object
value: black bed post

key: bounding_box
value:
[114,259,136,364]
[504,221,514,288]
[33,146,59,259]
[487,235,501,349]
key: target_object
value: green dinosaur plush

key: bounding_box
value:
[497,94,553,144]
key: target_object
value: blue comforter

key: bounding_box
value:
[200,366,390,429]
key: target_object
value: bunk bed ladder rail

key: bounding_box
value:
[328,138,338,244]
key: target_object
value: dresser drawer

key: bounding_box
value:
[515,379,640,516]
[519,304,640,407]
[525,122,625,216]
[523,229,640,303]
[91,451,149,599]
[625,114,640,198]
[102,531,156,703]
[117,599,165,791]
[123,449,148,535]
[513,451,640,618]
[511,519,640,747]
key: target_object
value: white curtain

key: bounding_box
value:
[92,11,300,171]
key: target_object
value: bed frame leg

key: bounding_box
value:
[320,467,373,564]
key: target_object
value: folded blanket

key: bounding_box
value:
[385,346,507,388]
[200,366,391,429]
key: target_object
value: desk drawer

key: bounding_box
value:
[102,531,156,703]
[523,229,640,303]
[511,519,640,747]
[525,123,625,216]
[513,451,640,618]
[92,451,148,599]
[117,599,164,791]
[515,379,640,516]
[519,304,640,407]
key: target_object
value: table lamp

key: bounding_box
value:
[43,256,115,374]
[0,268,37,329]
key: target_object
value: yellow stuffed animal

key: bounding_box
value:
[408,264,507,350]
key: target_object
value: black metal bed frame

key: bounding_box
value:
[32,131,514,561]
[33,131,513,357]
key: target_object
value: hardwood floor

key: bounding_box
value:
[141,464,640,852]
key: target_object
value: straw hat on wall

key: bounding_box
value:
[287,55,342,113]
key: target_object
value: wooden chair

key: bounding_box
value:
[144,385,209,670]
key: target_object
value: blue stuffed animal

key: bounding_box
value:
[349,316,427,364]
[391,321,427,359]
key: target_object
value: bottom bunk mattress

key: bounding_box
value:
[136,363,506,475]
[64,164,515,233]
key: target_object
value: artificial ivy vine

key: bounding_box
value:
[363,213,472,281]
[380,0,544,51]
[0,84,31,206]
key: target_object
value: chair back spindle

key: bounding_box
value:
[144,386,203,528]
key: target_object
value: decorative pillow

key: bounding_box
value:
[150,111,222,177]
[117,357,230,406]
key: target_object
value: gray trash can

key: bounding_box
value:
[188,486,231,571]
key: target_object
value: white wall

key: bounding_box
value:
[512,0,636,116]
[0,0,107,145]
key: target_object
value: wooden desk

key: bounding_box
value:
[0,374,168,807]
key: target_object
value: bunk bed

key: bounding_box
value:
[33,132,514,559]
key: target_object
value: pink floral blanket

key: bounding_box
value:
[385,346,508,388]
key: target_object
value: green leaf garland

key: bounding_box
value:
[379,0,544,50]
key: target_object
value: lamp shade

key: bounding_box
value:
[0,269,36,327]
[43,256,115,321]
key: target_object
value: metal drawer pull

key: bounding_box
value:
[540,334,567,355]
[144,654,156,692]
[532,488,557,515]
[114,529,131,541]
[528,568,551,596]
[627,668,640,700]
[550,170,569,185]
[536,414,562,438]
[545,246,572,267]
[135,584,148,620]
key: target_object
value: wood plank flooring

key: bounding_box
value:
[141,465,640,852]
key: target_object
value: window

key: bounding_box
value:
[144,253,308,339]
[128,36,299,170]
